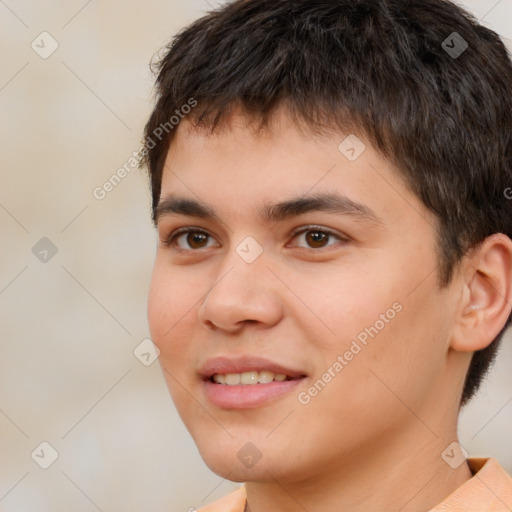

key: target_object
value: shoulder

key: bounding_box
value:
[197,486,247,512]
[430,457,512,511]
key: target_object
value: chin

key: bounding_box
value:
[197,446,254,481]
[205,459,260,482]
[191,432,273,482]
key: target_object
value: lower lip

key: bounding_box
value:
[204,379,304,409]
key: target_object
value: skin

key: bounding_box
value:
[147,108,512,512]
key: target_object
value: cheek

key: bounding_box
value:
[147,266,170,346]
[326,284,447,418]
[297,302,435,449]
[295,253,445,407]
[148,266,200,414]
[287,261,402,351]
[147,263,195,357]
[148,259,196,319]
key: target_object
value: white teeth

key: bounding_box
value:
[225,373,241,385]
[258,370,274,384]
[212,374,226,384]
[240,371,258,385]
[212,371,291,385]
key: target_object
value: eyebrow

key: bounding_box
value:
[154,192,384,226]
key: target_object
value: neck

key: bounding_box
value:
[244,424,472,512]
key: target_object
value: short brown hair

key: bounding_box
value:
[142,0,512,405]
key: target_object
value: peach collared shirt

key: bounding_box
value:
[198,458,512,512]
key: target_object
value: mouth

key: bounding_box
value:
[210,370,296,385]
[201,356,307,409]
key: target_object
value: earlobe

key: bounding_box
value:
[450,234,512,352]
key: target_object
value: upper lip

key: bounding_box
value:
[200,356,307,380]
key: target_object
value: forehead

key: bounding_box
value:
[163,109,360,189]
[159,109,433,232]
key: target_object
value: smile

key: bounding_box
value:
[211,371,291,385]
[201,356,307,408]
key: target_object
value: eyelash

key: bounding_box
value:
[162,225,348,252]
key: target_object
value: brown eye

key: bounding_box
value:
[290,226,346,250]
[305,230,330,249]
[167,228,218,250]
[186,231,209,249]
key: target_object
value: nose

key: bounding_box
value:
[197,245,284,333]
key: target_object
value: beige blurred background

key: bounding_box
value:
[0,1,511,510]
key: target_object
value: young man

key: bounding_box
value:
[142,0,512,510]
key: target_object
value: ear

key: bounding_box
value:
[451,233,512,352]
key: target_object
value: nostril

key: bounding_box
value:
[204,320,216,331]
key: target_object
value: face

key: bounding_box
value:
[148,110,461,484]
